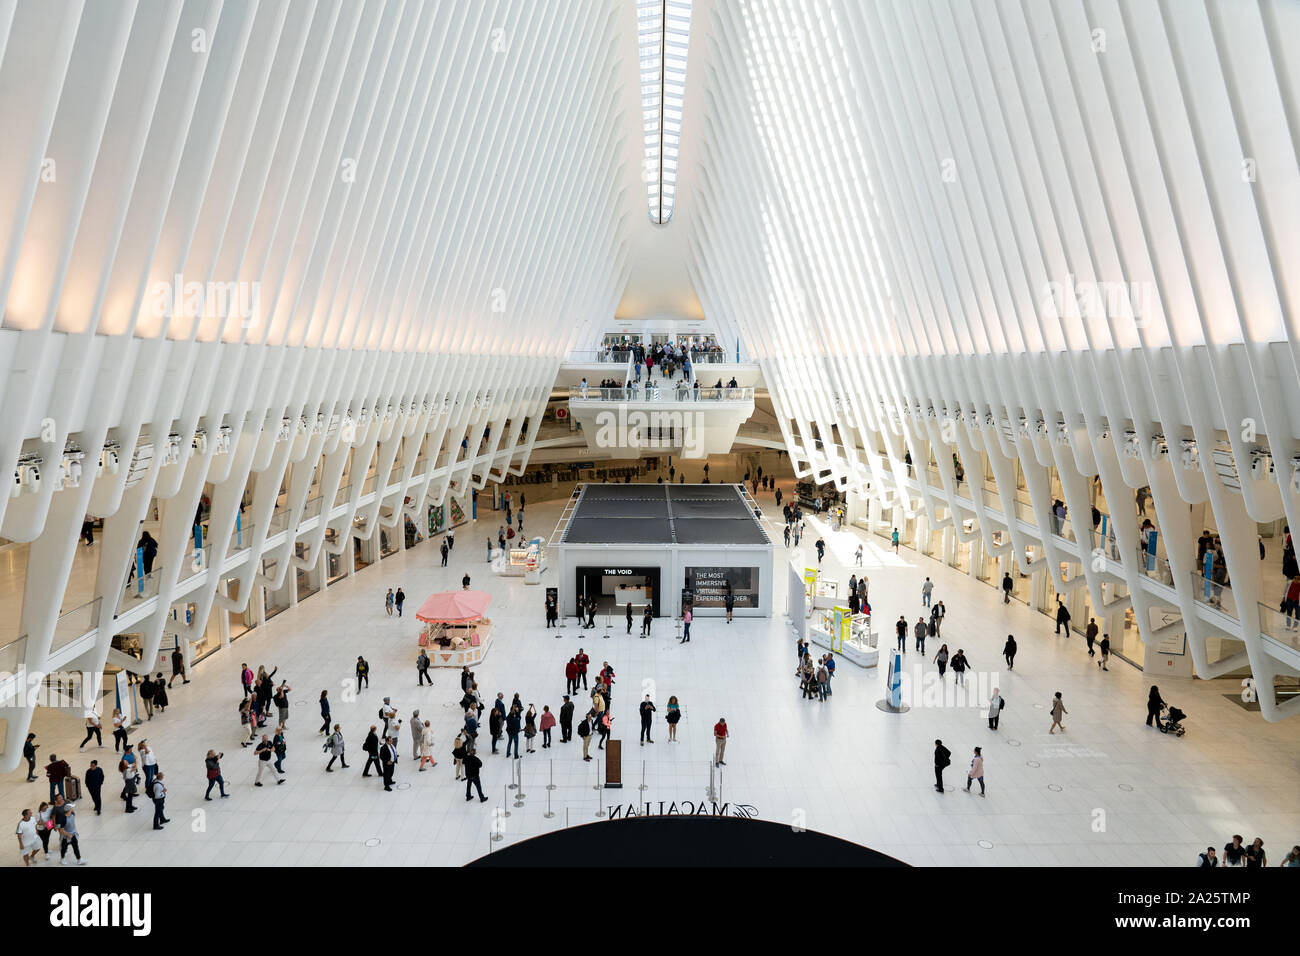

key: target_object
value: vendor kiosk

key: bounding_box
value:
[416,590,493,667]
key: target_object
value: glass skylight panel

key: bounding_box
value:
[637,0,693,224]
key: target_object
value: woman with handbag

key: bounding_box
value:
[324,725,347,772]
[35,802,53,861]
[418,721,437,771]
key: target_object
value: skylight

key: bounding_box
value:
[638,0,693,225]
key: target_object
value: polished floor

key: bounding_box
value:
[3,486,1297,868]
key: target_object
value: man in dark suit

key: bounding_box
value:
[463,747,486,802]
[380,737,397,791]
[559,695,574,743]
[84,760,104,815]
[361,726,381,778]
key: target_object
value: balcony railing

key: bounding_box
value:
[1258,602,1300,651]
[0,634,26,675]
[1190,570,1238,619]
[569,385,753,403]
[51,597,101,653]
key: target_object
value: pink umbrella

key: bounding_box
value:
[416,589,492,624]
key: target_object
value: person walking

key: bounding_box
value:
[44,754,71,803]
[922,577,933,608]
[119,748,138,814]
[463,746,487,802]
[52,797,85,865]
[385,588,395,617]
[639,695,657,744]
[318,690,331,736]
[240,662,254,699]
[440,539,449,567]
[361,726,381,779]
[681,608,692,643]
[625,602,634,635]
[950,649,969,687]
[1002,572,1013,603]
[1146,686,1166,732]
[252,738,283,790]
[149,772,169,830]
[139,674,156,719]
[168,646,189,687]
[15,809,42,866]
[79,712,102,750]
[1048,692,1068,734]
[891,528,900,552]
[895,615,907,653]
[355,655,370,689]
[559,696,574,743]
[1097,633,1110,670]
[405,710,422,760]
[965,747,985,796]
[152,673,169,714]
[418,721,437,771]
[934,740,951,793]
[1003,634,1017,670]
[914,617,927,654]
[324,725,348,772]
[1055,600,1071,636]
[204,750,228,798]
[565,657,579,696]
[35,803,53,859]
[815,537,825,565]
[988,689,1003,729]
[933,644,949,680]
[84,761,104,815]
[713,717,728,767]
[1085,618,1099,657]
[395,587,405,617]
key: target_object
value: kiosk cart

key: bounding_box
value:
[416,590,494,668]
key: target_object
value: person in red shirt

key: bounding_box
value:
[564,658,579,695]
[713,718,728,767]
[575,650,590,690]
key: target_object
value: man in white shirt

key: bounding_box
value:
[380,698,396,736]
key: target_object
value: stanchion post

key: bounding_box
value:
[595,782,606,819]
[547,759,556,791]
[515,759,526,801]
[501,785,511,818]
[543,786,555,819]
[638,759,647,792]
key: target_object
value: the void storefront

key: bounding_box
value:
[576,566,663,617]
[557,484,773,618]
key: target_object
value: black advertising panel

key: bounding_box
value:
[686,566,760,608]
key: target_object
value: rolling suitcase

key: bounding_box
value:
[65,775,82,801]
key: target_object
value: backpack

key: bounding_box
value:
[378,707,385,719]
[999,697,1006,710]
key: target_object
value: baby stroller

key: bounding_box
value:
[1163,704,1187,737]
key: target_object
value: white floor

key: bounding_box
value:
[3,490,1298,868]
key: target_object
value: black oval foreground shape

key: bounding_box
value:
[468,816,908,867]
